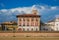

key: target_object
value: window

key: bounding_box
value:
[34,13,36,14]
[18,28,22,31]
[43,28,45,30]
[31,23,34,26]
[36,18,38,21]
[43,28,48,31]
[27,24,29,26]
[27,28,29,31]
[27,19,29,21]
[19,25,21,26]
[19,19,21,21]
[35,23,38,26]
[23,23,25,26]
[23,28,25,31]
[31,28,33,31]
[19,23,21,26]
[36,28,38,31]
[31,18,34,21]
[57,24,58,26]
[23,18,25,21]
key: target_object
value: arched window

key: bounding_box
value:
[23,28,25,31]
[36,28,38,31]
[27,28,29,31]
[18,28,22,31]
[31,28,33,31]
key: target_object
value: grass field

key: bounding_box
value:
[0,37,59,40]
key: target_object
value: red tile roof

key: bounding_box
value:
[48,20,55,23]
[16,14,40,17]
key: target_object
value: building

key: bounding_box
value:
[54,17,59,31]
[42,16,59,31]
[40,23,49,31]
[16,9,40,31]
[1,21,17,31]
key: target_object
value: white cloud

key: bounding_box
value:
[40,6,46,10]
[0,5,58,16]
[0,5,59,22]
[51,7,57,10]
[10,7,32,13]
[0,9,8,12]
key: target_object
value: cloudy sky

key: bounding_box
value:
[0,0,59,23]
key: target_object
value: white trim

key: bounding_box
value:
[18,26,39,31]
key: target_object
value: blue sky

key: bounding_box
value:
[0,0,59,9]
[0,0,59,23]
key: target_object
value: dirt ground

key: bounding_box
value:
[0,32,59,37]
[0,37,59,40]
[0,32,59,40]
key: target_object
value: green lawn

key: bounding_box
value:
[0,37,59,40]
